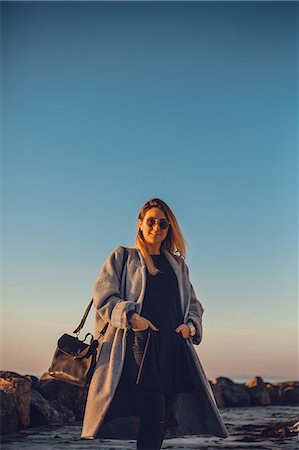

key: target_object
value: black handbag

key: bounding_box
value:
[46,247,129,388]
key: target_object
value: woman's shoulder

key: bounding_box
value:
[109,245,139,258]
[166,250,188,271]
[104,246,138,271]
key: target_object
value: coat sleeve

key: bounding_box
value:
[183,261,204,345]
[92,246,137,330]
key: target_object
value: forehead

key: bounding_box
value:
[143,207,167,219]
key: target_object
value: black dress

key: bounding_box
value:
[130,253,195,394]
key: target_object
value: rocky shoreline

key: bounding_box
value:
[1,370,298,441]
[1,406,299,449]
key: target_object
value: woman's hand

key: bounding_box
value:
[129,313,159,332]
[175,323,190,339]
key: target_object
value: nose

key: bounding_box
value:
[153,221,161,231]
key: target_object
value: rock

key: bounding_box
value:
[266,381,299,405]
[30,389,63,426]
[260,420,298,438]
[210,382,226,408]
[0,390,19,435]
[48,400,76,423]
[0,371,31,434]
[36,377,87,421]
[24,375,39,389]
[280,382,299,404]
[244,376,271,406]
[290,421,299,433]
[212,377,250,407]
[266,382,283,405]
[214,377,235,386]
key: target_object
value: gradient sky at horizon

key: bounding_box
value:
[1,1,298,380]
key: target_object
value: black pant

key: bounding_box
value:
[122,329,177,450]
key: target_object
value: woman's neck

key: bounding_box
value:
[146,243,162,255]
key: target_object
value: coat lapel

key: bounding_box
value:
[161,246,186,318]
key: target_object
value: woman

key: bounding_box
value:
[81,198,229,448]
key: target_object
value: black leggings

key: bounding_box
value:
[122,329,177,450]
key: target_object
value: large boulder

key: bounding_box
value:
[212,377,250,407]
[266,382,283,404]
[30,389,63,426]
[0,390,19,435]
[245,376,271,406]
[37,374,87,421]
[272,381,299,405]
[24,375,39,390]
[0,371,31,434]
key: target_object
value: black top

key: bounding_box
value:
[134,252,195,393]
[141,253,183,331]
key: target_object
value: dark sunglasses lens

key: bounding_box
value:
[146,218,156,227]
[160,220,169,229]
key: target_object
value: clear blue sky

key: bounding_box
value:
[1,1,298,381]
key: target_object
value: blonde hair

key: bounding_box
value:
[135,198,187,275]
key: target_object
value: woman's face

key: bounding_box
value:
[139,207,169,250]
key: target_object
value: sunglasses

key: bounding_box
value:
[146,218,170,230]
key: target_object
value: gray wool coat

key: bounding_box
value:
[81,245,229,440]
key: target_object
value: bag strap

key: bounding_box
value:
[73,247,129,334]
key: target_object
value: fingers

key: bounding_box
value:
[175,324,190,339]
[132,315,159,332]
[148,320,159,331]
[139,315,159,331]
[132,327,149,332]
